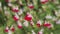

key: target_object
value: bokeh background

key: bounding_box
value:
[0,0,60,34]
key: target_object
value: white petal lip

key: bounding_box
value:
[8,30,12,34]
[17,21,22,26]
[23,21,28,27]
[32,30,36,34]
[28,4,33,6]
[40,0,46,2]
[30,21,34,25]
[18,9,23,15]
[46,15,52,19]
[8,3,12,7]
[56,20,60,24]
[15,13,19,19]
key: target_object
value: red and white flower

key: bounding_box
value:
[43,21,52,29]
[12,6,19,12]
[13,13,19,21]
[28,4,34,9]
[36,20,42,27]
[24,12,32,21]
[10,25,15,32]
[5,26,9,32]
[30,20,34,26]
[40,0,48,4]
[17,21,22,29]
[38,29,44,34]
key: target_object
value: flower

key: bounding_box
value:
[4,26,9,32]
[12,6,19,12]
[10,25,15,32]
[38,29,44,34]
[43,21,52,28]
[28,4,34,9]
[32,30,36,34]
[23,20,28,27]
[36,20,42,27]
[24,12,32,21]
[8,3,12,7]
[45,15,52,19]
[13,13,19,21]
[30,20,34,26]
[56,20,60,24]
[40,0,48,4]
[18,9,23,15]
[17,21,22,29]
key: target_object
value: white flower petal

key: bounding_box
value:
[56,20,60,24]
[23,21,28,27]
[8,30,12,34]
[45,15,52,19]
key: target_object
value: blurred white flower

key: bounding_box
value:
[4,11,10,16]
[4,6,7,10]
[37,20,42,25]
[18,9,23,15]
[56,20,60,24]
[8,30,12,34]
[23,20,28,27]
[55,10,60,17]
[50,32,53,34]
[32,30,36,34]
[8,3,12,7]
[38,29,44,34]
[14,13,19,19]
[45,15,52,19]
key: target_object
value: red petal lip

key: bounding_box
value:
[37,24,40,27]
[43,24,51,27]
[5,29,9,32]
[12,9,19,12]
[18,25,22,29]
[25,17,32,21]
[41,0,48,4]
[24,15,32,21]
[38,32,40,34]
[13,16,19,21]
[28,6,34,9]
[11,28,15,32]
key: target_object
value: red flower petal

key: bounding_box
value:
[12,9,19,12]
[5,29,9,32]
[28,6,34,9]
[24,15,32,21]
[41,0,48,4]
[18,25,22,29]
[13,16,19,21]
[44,23,51,27]
[11,27,15,32]
[37,24,40,27]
